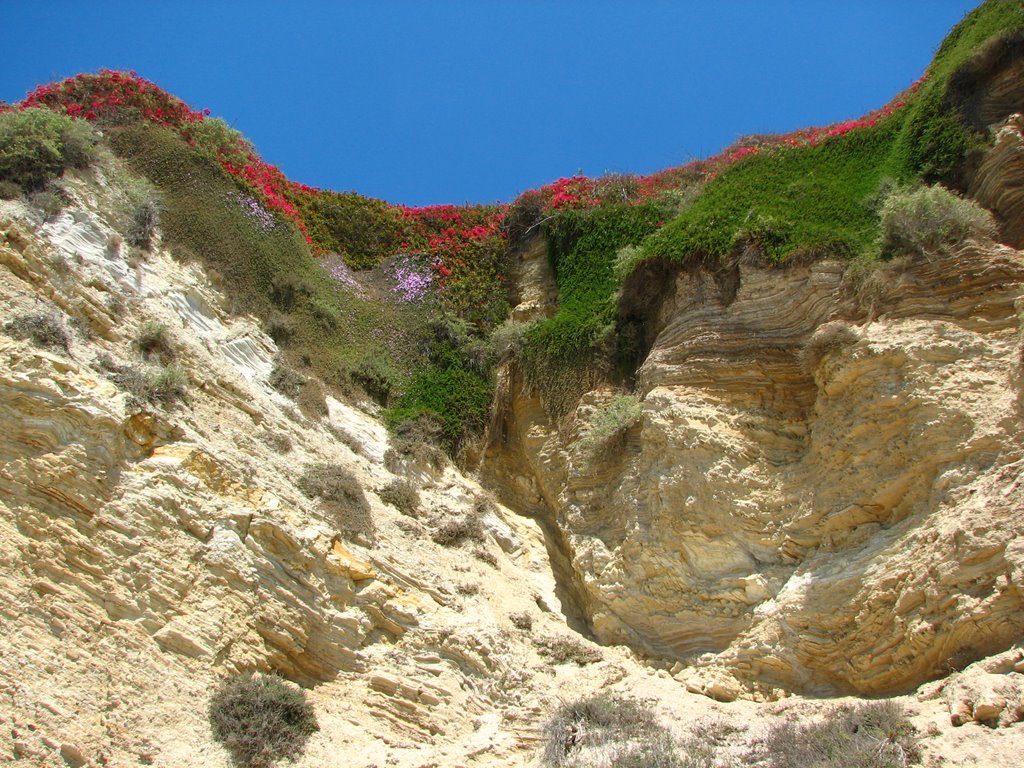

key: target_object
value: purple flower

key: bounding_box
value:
[230,191,276,232]
[389,255,434,302]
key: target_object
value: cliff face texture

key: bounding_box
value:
[0,170,608,767]
[485,231,1024,701]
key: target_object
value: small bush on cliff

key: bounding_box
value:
[879,183,996,259]
[147,364,188,406]
[378,479,420,516]
[209,672,318,768]
[574,394,642,467]
[762,700,919,768]
[542,693,680,767]
[297,462,373,543]
[0,108,89,191]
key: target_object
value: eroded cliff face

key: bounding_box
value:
[484,224,1024,700]
[0,169,613,767]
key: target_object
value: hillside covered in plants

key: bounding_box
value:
[3,0,1021,455]
[4,2,1024,767]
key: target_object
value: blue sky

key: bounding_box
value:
[2,1,980,206]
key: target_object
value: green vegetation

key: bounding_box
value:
[0,108,96,192]
[574,394,642,466]
[292,189,401,269]
[209,672,318,768]
[879,183,996,258]
[510,1,1024,411]
[521,202,665,417]
[644,119,907,266]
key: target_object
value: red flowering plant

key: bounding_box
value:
[18,70,316,246]
[21,70,209,128]
[395,203,511,330]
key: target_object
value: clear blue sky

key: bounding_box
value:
[2,1,980,207]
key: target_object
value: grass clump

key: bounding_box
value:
[762,700,919,768]
[4,311,71,352]
[574,394,642,466]
[96,355,188,408]
[297,462,373,543]
[126,195,161,250]
[0,179,23,199]
[135,320,174,362]
[542,693,680,767]
[209,672,318,768]
[147,365,188,405]
[879,183,996,259]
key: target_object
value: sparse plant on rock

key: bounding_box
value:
[209,672,318,768]
[542,693,680,767]
[574,394,642,467]
[537,635,603,666]
[4,311,71,352]
[297,462,373,543]
[761,700,919,768]
[799,321,859,372]
[135,321,174,362]
[378,479,420,516]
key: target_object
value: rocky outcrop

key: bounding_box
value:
[486,238,1024,698]
[972,114,1024,247]
[0,173,588,767]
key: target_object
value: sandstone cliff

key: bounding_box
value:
[484,200,1024,702]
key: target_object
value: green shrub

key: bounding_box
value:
[574,394,642,466]
[270,274,312,311]
[294,377,329,420]
[0,108,72,190]
[182,116,253,169]
[542,693,678,767]
[268,362,305,398]
[135,321,174,362]
[264,312,296,346]
[762,700,919,768]
[297,462,373,542]
[60,119,98,169]
[490,319,536,360]
[4,311,70,352]
[0,179,23,199]
[209,672,318,768]
[28,187,67,220]
[879,183,996,259]
[351,349,401,405]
